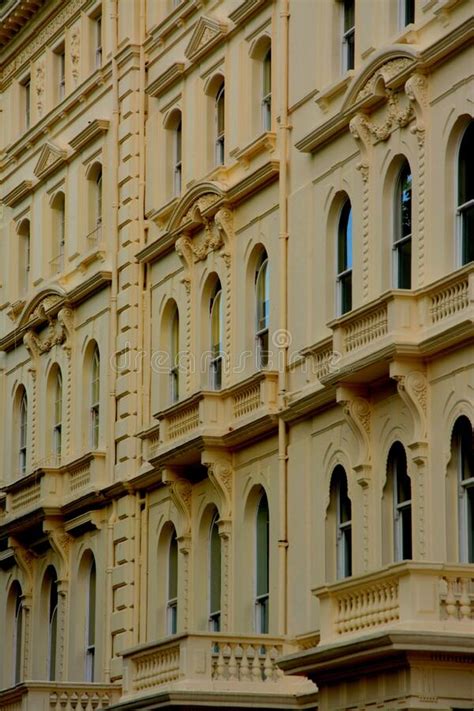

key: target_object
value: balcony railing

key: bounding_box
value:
[0,681,121,711]
[327,264,473,381]
[120,632,315,703]
[143,371,278,464]
[314,562,474,645]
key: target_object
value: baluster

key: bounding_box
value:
[263,646,273,682]
[228,643,238,680]
[251,644,262,681]
[216,645,225,680]
[240,645,251,680]
[459,578,471,620]
[444,577,457,619]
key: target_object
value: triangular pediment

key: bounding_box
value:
[34,142,68,181]
[185,16,228,63]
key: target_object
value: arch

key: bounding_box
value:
[163,106,182,130]
[448,416,474,563]
[205,275,223,390]
[393,158,413,289]
[41,565,59,681]
[161,298,180,404]
[18,288,66,327]
[341,46,418,111]
[327,465,352,581]
[83,340,100,450]
[255,250,270,368]
[167,181,226,233]
[456,120,474,266]
[13,385,28,476]
[383,441,412,564]
[203,71,225,98]
[6,580,24,685]
[46,363,63,459]
[336,196,353,315]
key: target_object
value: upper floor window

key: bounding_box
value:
[457,121,474,266]
[331,466,352,579]
[89,346,100,449]
[21,76,31,131]
[174,118,182,196]
[210,281,223,390]
[55,44,66,101]
[18,219,31,296]
[51,192,65,274]
[12,584,23,685]
[18,389,28,475]
[337,199,353,315]
[342,0,355,72]
[262,48,272,131]
[95,14,102,68]
[48,574,59,680]
[85,559,97,681]
[167,529,178,634]
[256,253,269,368]
[170,306,180,403]
[452,416,474,563]
[209,513,222,631]
[53,369,63,458]
[215,83,225,166]
[394,161,412,288]
[255,492,269,633]
[400,0,415,27]
[389,442,412,561]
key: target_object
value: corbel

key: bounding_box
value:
[390,360,428,446]
[202,450,233,520]
[405,73,428,139]
[336,385,371,486]
[8,537,35,596]
[349,112,372,182]
[214,206,234,245]
[162,468,192,535]
[43,520,73,581]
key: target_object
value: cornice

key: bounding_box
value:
[228,0,270,26]
[0,0,45,49]
[69,118,110,152]
[145,0,204,50]
[146,62,185,98]
[2,179,33,207]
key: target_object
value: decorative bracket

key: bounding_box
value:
[202,451,233,519]
[390,362,428,444]
[43,521,73,581]
[336,386,371,485]
[8,537,36,595]
[162,468,192,536]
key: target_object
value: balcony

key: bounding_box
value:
[118,632,316,709]
[326,265,473,384]
[314,561,474,646]
[0,681,121,711]
[142,371,279,466]
[1,451,106,527]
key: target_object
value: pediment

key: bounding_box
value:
[167,181,226,233]
[34,142,68,181]
[342,48,418,112]
[185,16,228,63]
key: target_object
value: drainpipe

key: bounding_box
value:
[104,0,119,684]
[277,0,290,637]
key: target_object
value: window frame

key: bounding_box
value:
[13,587,23,685]
[255,256,270,369]
[208,513,222,632]
[174,118,182,196]
[456,122,474,267]
[393,161,413,289]
[53,369,63,459]
[167,530,178,635]
[335,470,352,579]
[399,0,415,28]
[210,284,223,390]
[85,560,96,681]
[337,199,353,315]
[454,417,474,563]
[255,493,270,633]
[48,578,59,681]
[90,347,100,449]
[19,391,28,476]
[262,48,272,131]
[391,444,413,561]
[341,0,355,72]
[215,83,225,166]
[170,307,180,404]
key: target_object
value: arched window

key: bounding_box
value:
[85,559,96,681]
[170,307,180,403]
[337,199,353,315]
[457,121,474,266]
[255,493,269,633]
[262,48,272,131]
[209,513,222,631]
[215,83,225,166]
[53,369,63,458]
[256,254,270,368]
[331,466,352,579]
[210,281,223,390]
[452,417,474,562]
[388,442,412,561]
[96,169,103,228]
[174,117,182,196]
[18,219,31,296]
[394,161,412,288]
[167,529,178,634]
[51,192,65,274]
[12,584,23,685]
[87,164,103,246]
[48,574,59,680]
[90,346,100,449]
[18,390,28,475]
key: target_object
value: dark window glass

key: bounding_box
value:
[458,122,474,265]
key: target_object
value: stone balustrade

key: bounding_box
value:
[314,562,474,645]
[0,682,120,711]
[120,632,315,702]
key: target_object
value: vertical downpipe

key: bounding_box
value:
[278,0,290,637]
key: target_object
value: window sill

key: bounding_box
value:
[230,131,277,169]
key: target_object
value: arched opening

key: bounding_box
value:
[262,48,272,131]
[9,581,23,685]
[15,386,28,476]
[50,192,65,274]
[85,558,97,681]
[90,344,100,449]
[42,566,59,681]
[383,442,412,563]
[255,492,269,633]
[451,416,474,562]
[17,219,31,296]
[167,528,178,634]
[393,160,412,289]
[457,121,474,266]
[209,279,223,390]
[170,305,180,403]
[209,512,222,631]
[255,252,270,369]
[337,199,353,315]
[47,366,63,460]
[215,82,225,166]
[328,466,352,580]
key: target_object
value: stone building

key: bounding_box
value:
[0,0,472,710]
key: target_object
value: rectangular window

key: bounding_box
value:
[95,15,102,68]
[21,76,31,130]
[342,0,355,72]
[400,0,415,27]
[55,45,66,101]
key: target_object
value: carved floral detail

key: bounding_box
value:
[35,61,45,116]
[355,57,414,103]
[23,306,73,360]
[71,26,80,84]
[176,200,234,265]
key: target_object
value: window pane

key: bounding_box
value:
[343,0,354,32]
[397,238,412,289]
[340,271,352,314]
[211,290,222,356]
[338,201,352,273]
[461,204,474,265]
[256,259,269,332]
[14,596,22,684]
[209,518,221,617]
[400,505,413,559]
[458,122,474,206]
[404,0,415,25]
[216,86,225,136]
[467,486,474,563]
[263,49,271,96]
[343,527,352,577]
[399,168,412,239]
[168,532,178,600]
[256,495,269,598]
[88,562,96,646]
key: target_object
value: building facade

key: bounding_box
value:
[0,0,472,710]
